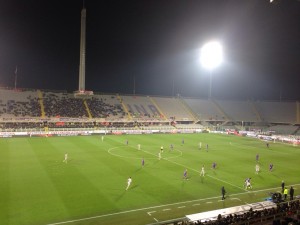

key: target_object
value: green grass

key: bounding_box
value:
[0,133,299,225]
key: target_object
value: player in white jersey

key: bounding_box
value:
[245,178,252,190]
[255,164,260,174]
[160,146,164,153]
[200,165,205,176]
[126,177,132,190]
[198,142,202,150]
[63,153,68,163]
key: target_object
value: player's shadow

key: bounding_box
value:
[68,159,85,165]
[153,160,160,165]
[200,176,204,183]
[129,184,138,190]
[134,167,143,173]
[222,197,227,207]
[181,176,190,187]
[181,179,186,188]
[115,191,126,202]
[271,173,280,179]
[115,185,138,201]
[247,192,256,199]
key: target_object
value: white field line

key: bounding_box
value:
[45,183,300,225]
[142,148,245,191]
[206,174,245,191]
[107,145,182,160]
[116,142,244,191]
[231,198,242,201]
[147,211,156,216]
[229,141,295,155]
[107,139,246,191]
[54,138,296,225]
[109,141,295,191]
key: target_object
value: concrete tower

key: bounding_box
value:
[78,7,86,91]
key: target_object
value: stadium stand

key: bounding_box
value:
[294,127,300,136]
[175,123,204,130]
[0,88,40,118]
[183,98,226,122]
[0,122,43,131]
[85,94,125,119]
[254,101,297,124]
[265,125,299,135]
[43,91,88,118]
[119,95,163,120]
[152,96,194,122]
[215,100,260,123]
[0,87,299,134]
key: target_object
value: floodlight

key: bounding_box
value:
[200,41,223,98]
[200,41,223,70]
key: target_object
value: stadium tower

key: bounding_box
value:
[79,6,86,92]
[75,3,93,97]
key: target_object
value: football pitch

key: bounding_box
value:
[0,133,299,225]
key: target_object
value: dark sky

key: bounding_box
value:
[0,0,299,100]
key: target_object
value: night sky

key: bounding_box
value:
[0,0,299,100]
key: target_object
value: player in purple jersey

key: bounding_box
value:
[212,162,217,170]
[256,153,259,162]
[142,158,145,167]
[269,163,273,172]
[183,169,188,180]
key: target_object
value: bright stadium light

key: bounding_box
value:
[200,41,223,98]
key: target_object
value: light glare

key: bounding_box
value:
[200,41,223,70]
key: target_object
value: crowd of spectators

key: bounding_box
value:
[128,110,164,121]
[42,92,127,119]
[47,122,95,129]
[86,97,124,119]
[0,121,173,131]
[189,199,300,225]
[0,91,126,120]
[0,95,40,117]
[43,92,88,118]
[0,91,174,122]
[0,122,43,130]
